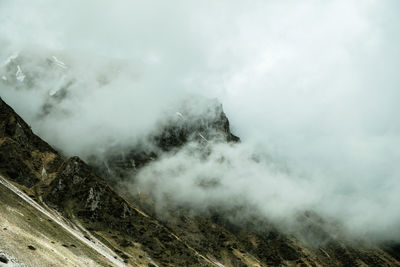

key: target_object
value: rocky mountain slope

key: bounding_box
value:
[1,97,400,266]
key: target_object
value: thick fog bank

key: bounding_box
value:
[1,1,400,241]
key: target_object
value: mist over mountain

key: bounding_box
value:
[1,0,400,246]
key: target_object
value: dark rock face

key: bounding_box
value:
[0,138,39,187]
[0,98,57,154]
[154,103,239,151]
[383,242,400,262]
[0,98,62,187]
[91,101,240,182]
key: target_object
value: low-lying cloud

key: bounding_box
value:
[1,0,400,242]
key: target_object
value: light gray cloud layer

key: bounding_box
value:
[1,0,400,241]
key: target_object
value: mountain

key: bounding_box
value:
[1,97,400,266]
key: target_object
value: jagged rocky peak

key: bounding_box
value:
[90,97,239,180]
[154,97,240,150]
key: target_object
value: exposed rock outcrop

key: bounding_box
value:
[91,99,240,182]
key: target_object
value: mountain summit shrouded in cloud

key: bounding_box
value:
[1,0,400,244]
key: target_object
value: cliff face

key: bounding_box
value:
[89,100,240,182]
[1,97,400,267]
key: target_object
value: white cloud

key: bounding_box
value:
[1,0,400,241]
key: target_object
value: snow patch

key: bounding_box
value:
[198,133,208,142]
[3,52,19,66]
[51,56,67,69]
[15,65,25,82]
[176,111,184,119]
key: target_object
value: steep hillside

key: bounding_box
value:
[0,97,213,266]
[1,97,400,266]
[0,175,121,267]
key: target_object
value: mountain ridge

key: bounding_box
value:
[1,97,400,266]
